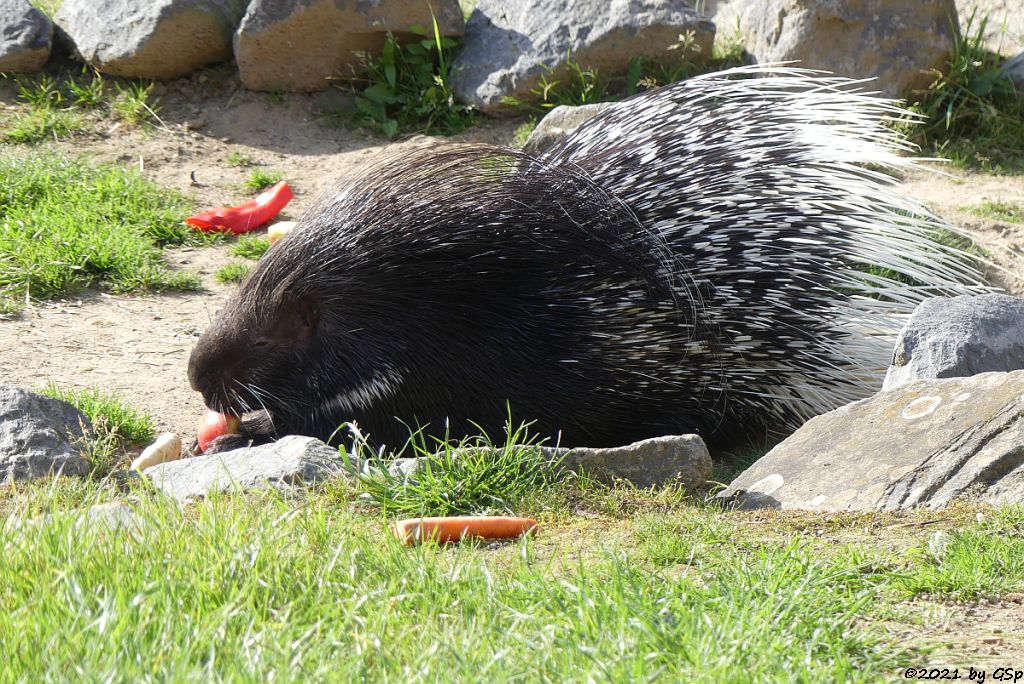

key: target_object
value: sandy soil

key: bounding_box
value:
[1,63,1022,444]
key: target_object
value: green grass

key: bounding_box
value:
[215,262,251,284]
[0,152,201,310]
[345,16,474,138]
[1,421,1023,682]
[243,168,283,192]
[909,12,1024,172]
[3,474,1021,681]
[969,200,1024,223]
[226,152,254,167]
[230,234,271,260]
[355,421,563,516]
[4,71,162,144]
[37,384,155,475]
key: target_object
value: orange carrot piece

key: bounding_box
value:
[394,516,539,545]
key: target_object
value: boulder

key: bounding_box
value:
[452,0,714,114]
[883,294,1024,390]
[54,0,247,79]
[143,435,346,500]
[741,0,960,98]
[719,371,1024,511]
[521,102,617,154]
[0,0,52,72]
[0,385,91,484]
[234,0,464,92]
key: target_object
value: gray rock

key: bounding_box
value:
[0,0,52,72]
[234,0,464,92]
[54,0,247,79]
[546,434,711,489]
[380,435,712,489]
[0,385,91,484]
[144,435,346,500]
[521,102,617,154]
[883,294,1024,391]
[741,0,960,98]
[1001,51,1024,90]
[719,371,1024,511]
[452,0,714,114]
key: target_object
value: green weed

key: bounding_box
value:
[347,16,473,138]
[226,152,254,167]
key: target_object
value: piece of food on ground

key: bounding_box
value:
[267,220,296,244]
[394,516,539,545]
[186,181,293,235]
[196,410,241,452]
[130,432,182,471]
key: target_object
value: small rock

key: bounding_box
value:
[452,0,714,114]
[719,371,1024,511]
[185,118,207,130]
[545,434,711,489]
[143,435,347,500]
[0,385,91,484]
[522,103,618,155]
[884,294,1024,390]
[55,0,247,79]
[0,0,52,72]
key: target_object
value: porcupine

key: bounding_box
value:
[188,66,990,452]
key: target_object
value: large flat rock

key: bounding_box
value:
[719,371,1024,511]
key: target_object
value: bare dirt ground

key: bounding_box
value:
[1,63,1023,444]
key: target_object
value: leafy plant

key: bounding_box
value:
[227,152,254,167]
[66,68,105,108]
[909,11,1024,171]
[349,15,473,138]
[532,55,608,108]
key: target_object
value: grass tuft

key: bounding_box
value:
[215,262,251,284]
[969,200,1024,223]
[243,168,283,192]
[0,152,199,309]
[355,420,561,516]
[230,234,271,260]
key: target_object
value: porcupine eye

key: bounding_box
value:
[261,297,319,348]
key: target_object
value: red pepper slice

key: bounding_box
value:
[186,181,294,235]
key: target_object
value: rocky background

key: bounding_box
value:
[1,0,1022,105]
